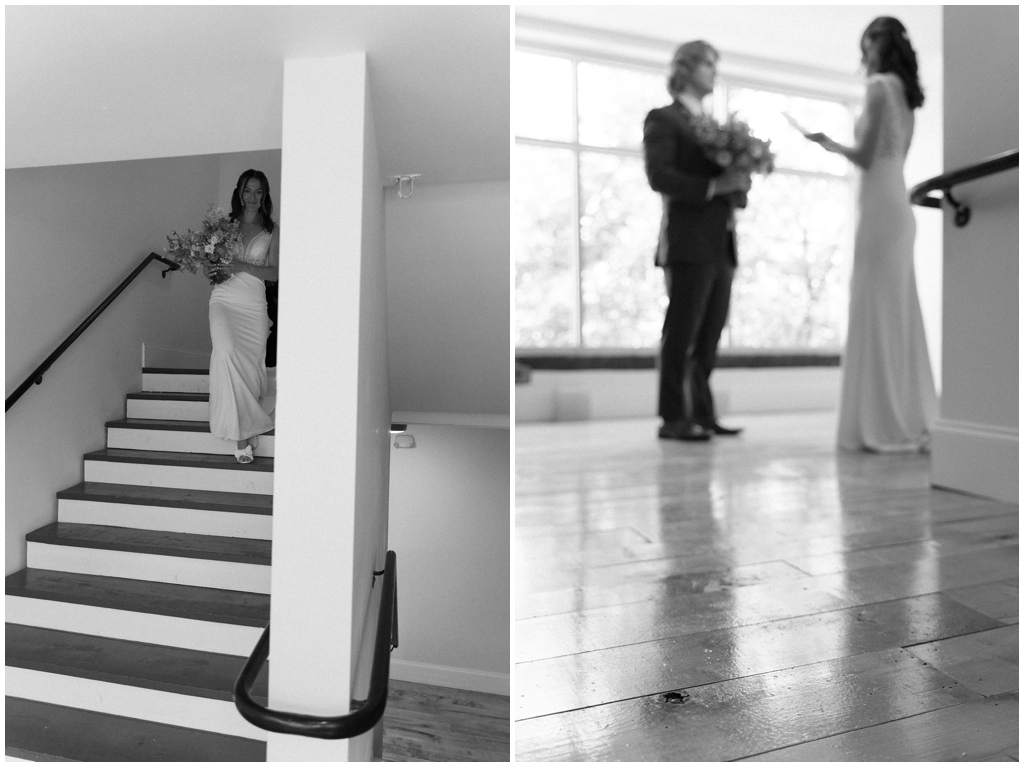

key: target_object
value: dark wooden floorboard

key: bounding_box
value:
[57,480,273,514]
[381,680,509,762]
[515,412,1019,761]
[26,522,272,565]
[5,697,265,762]
[84,448,272,472]
[6,624,268,703]
[6,568,270,626]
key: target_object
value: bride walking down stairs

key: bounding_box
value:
[6,366,275,761]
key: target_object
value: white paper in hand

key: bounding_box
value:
[782,112,813,136]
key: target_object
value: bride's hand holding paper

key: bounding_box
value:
[784,111,841,154]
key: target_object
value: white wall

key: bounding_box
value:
[517,368,841,423]
[385,180,511,418]
[382,178,511,695]
[5,156,220,573]
[387,423,510,695]
[931,6,1018,503]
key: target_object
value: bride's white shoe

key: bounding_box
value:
[234,444,254,464]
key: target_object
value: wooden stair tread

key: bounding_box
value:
[128,392,209,401]
[107,417,275,436]
[57,481,272,515]
[5,696,266,761]
[6,568,270,627]
[85,447,273,472]
[26,523,272,566]
[5,624,268,702]
[143,368,210,375]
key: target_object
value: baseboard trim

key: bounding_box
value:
[391,411,510,429]
[389,660,509,696]
[931,418,1019,504]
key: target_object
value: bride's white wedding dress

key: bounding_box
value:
[838,72,937,452]
[208,229,275,442]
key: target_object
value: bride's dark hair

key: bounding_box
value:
[230,169,276,233]
[862,16,925,110]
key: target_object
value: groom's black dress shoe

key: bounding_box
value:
[658,421,712,441]
[699,421,743,436]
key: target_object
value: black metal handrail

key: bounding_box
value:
[5,252,180,412]
[910,149,1018,227]
[233,550,398,740]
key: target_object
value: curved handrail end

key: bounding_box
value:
[233,551,398,741]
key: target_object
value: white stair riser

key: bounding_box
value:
[127,399,209,421]
[143,373,209,394]
[5,666,268,742]
[107,427,275,457]
[84,460,273,495]
[58,499,272,540]
[5,596,262,657]
[27,544,271,594]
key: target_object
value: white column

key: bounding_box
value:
[267,53,368,762]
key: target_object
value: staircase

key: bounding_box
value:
[5,368,274,762]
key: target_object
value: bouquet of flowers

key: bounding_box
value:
[692,113,775,176]
[164,205,240,284]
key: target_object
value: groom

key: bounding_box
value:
[643,40,750,441]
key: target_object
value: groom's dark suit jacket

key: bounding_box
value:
[643,101,743,267]
[643,99,746,427]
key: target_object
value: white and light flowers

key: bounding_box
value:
[692,113,775,176]
[164,205,241,284]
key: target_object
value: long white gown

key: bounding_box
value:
[208,230,275,442]
[837,72,937,452]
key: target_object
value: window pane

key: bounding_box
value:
[515,51,574,142]
[728,172,850,349]
[579,151,666,348]
[515,144,577,348]
[578,62,666,150]
[727,88,853,176]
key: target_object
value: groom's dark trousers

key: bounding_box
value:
[643,101,742,428]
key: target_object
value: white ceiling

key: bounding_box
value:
[516,5,942,78]
[5,6,510,183]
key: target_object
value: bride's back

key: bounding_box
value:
[869,72,915,163]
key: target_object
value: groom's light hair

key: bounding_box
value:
[668,40,719,96]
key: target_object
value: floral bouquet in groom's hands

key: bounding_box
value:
[164,205,240,285]
[692,113,775,176]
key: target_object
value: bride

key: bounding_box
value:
[806,16,937,452]
[204,169,279,463]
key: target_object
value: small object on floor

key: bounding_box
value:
[234,445,253,464]
[658,421,712,441]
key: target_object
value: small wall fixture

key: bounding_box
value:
[385,174,421,199]
[393,434,416,449]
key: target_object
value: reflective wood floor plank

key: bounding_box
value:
[741,692,1018,762]
[516,648,981,761]
[381,680,509,762]
[905,624,1018,697]
[515,413,1019,761]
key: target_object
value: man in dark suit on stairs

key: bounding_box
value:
[644,40,749,441]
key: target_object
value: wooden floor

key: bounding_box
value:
[515,412,1018,761]
[380,680,510,761]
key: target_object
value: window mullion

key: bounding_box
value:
[571,57,583,349]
